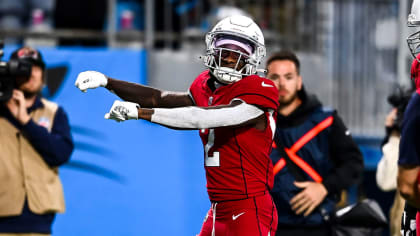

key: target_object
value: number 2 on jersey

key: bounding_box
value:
[204,129,220,167]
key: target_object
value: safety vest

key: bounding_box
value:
[270,107,336,226]
[272,115,333,182]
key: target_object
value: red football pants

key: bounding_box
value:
[198,193,278,236]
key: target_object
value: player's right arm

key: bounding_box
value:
[75,71,194,108]
[106,78,193,108]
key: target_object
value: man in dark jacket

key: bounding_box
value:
[266,50,364,236]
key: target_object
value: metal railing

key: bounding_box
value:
[0,0,407,137]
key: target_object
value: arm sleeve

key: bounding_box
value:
[322,113,364,196]
[21,107,74,167]
[151,101,264,129]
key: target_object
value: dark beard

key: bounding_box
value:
[279,92,298,108]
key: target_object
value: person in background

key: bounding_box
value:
[266,50,364,236]
[0,46,74,235]
[376,85,413,236]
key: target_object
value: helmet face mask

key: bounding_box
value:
[208,42,251,83]
[407,0,420,62]
[407,31,420,62]
[202,15,266,84]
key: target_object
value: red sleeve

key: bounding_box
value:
[411,57,420,90]
[189,70,211,107]
[229,75,279,110]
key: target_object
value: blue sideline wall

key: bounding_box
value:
[2,47,389,235]
[2,47,208,236]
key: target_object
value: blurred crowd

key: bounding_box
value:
[0,0,107,46]
[0,0,213,47]
[0,0,256,49]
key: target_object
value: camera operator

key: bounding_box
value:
[376,85,414,236]
[0,46,73,235]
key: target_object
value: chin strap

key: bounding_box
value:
[213,67,242,84]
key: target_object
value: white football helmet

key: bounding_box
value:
[201,15,266,84]
[407,0,420,61]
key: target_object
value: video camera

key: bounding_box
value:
[0,40,32,102]
[387,84,415,130]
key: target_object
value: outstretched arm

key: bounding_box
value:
[143,99,265,129]
[106,78,193,108]
[75,71,194,108]
[105,99,268,130]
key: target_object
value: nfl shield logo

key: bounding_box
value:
[208,96,213,105]
[38,117,50,128]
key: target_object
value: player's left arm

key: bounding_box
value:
[141,99,267,130]
[105,99,267,130]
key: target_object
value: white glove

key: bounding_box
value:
[104,100,140,122]
[75,71,108,92]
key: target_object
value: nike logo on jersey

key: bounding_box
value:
[232,212,245,221]
[261,82,274,87]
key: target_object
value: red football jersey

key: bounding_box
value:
[189,70,279,202]
[411,55,420,94]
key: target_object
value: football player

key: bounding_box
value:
[398,0,420,235]
[75,15,279,236]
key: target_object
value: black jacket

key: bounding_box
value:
[270,88,364,226]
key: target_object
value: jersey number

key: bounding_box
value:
[204,129,220,167]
